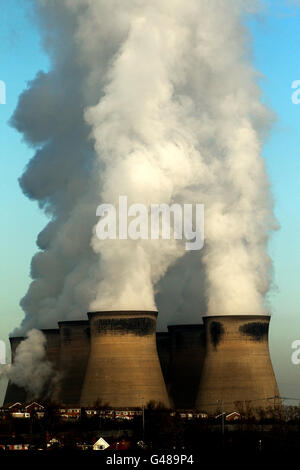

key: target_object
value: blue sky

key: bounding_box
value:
[1,0,300,403]
[0,1,49,399]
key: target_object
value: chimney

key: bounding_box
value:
[80,311,170,408]
[3,337,27,405]
[55,320,90,405]
[168,324,205,409]
[196,315,280,414]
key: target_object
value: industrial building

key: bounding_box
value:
[4,312,280,414]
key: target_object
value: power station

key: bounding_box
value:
[4,312,280,413]
[195,315,280,413]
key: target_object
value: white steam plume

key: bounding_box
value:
[1,330,57,399]
[11,0,276,336]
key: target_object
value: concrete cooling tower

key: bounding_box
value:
[196,315,280,414]
[3,337,27,405]
[80,311,170,409]
[156,332,171,388]
[4,329,60,405]
[54,321,90,405]
[40,329,60,401]
[43,329,60,368]
[168,324,205,409]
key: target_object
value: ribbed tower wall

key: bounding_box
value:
[168,324,205,409]
[80,311,170,409]
[55,321,90,405]
[196,315,280,414]
[156,332,171,388]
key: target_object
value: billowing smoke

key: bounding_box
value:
[1,330,58,399]
[11,0,276,342]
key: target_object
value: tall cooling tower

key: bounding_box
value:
[4,330,60,405]
[38,329,60,401]
[156,332,171,387]
[196,315,280,414]
[55,321,90,405]
[80,311,170,408]
[42,329,60,368]
[168,324,205,409]
[3,337,27,405]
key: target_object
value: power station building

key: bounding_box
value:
[4,312,280,414]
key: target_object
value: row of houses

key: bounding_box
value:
[0,437,131,452]
[0,402,45,419]
[0,402,241,422]
[0,402,144,421]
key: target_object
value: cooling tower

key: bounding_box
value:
[3,337,27,405]
[196,315,280,414]
[168,324,205,409]
[4,330,60,405]
[80,311,170,408]
[156,332,171,385]
[37,329,60,402]
[55,321,90,405]
[42,329,60,368]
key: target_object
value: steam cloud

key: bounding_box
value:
[12,0,276,337]
[1,330,57,399]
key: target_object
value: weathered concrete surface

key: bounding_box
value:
[196,315,280,414]
[42,329,60,369]
[168,324,205,409]
[80,311,170,408]
[156,332,170,383]
[55,321,90,405]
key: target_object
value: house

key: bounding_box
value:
[0,443,29,451]
[11,412,30,419]
[215,411,241,421]
[85,408,98,417]
[47,438,62,449]
[25,402,45,418]
[225,412,241,422]
[8,402,23,412]
[109,439,131,450]
[93,437,110,451]
[6,402,44,419]
[25,402,44,413]
[115,410,133,420]
[194,412,208,419]
[178,412,194,419]
[58,407,81,420]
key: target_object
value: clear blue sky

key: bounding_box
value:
[1,0,300,403]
